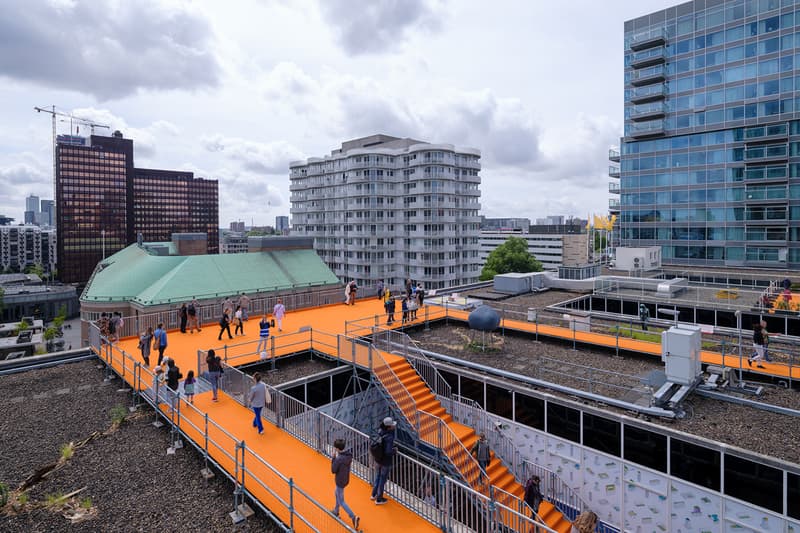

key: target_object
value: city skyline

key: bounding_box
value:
[0,0,677,227]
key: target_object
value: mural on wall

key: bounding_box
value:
[583,449,621,527]
[723,497,783,532]
[625,463,669,533]
[669,479,720,533]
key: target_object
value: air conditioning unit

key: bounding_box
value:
[633,256,644,268]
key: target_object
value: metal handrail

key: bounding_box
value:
[523,459,589,523]
[417,410,489,489]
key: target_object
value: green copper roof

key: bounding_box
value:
[80,244,339,305]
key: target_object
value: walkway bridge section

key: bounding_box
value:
[91,316,555,533]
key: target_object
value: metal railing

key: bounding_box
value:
[88,323,355,533]
[523,460,588,524]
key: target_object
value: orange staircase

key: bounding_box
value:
[385,357,572,533]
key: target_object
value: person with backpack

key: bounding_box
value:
[331,438,359,529]
[524,475,544,516]
[638,304,650,331]
[187,298,201,333]
[107,312,120,343]
[218,309,233,341]
[152,323,167,366]
[370,416,396,505]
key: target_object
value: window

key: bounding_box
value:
[546,402,580,443]
[582,413,620,457]
[486,384,513,419]
[670,439,720,491]
[724,454,782,513]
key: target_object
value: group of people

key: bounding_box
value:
[381,279,425,325]
[97,311,125,343]
[178,298,202,334]
[219,297,285,341]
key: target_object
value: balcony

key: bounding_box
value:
[744,143,788,163]
[744,165,788,182]
[630,102,666,122]
[609,181,620,193]
[630,47,666,69]
[628,119,665,138]
[609,166,620,178]
[742,123,789,144]
[744,206,788,223]
[609,198,620,211]
[629,28,666,51]
[629,84,667,104]
[608,148,620,162]
[629,65,666,86]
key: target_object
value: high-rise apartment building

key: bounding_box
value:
[56,132,218,284]
[290,134,482,290]
[40,200,54,227]
[616,0,800,268]
[0,225,56,274]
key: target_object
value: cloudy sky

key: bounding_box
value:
[0,0,676,227]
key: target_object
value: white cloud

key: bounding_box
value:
[201,134,305,175]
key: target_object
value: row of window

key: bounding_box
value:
[622,183,800,204]
[623,121,800,154]
[651,75,800,112]
[620,225,798,240]
[621,205,800,222]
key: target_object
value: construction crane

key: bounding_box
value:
[34,106,111,222]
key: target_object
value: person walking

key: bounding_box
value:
[153,323,168,366]
[344,281,352,305]
[371,417,396,505]
[760,319,771,362]
[187,298,201,333]
[234,305,245,336]
[273,298,286,332]
[331,438,360,529]
[471,432,491,477]
[401,297,409,324]
[571,510,598,533]
[238,293,250,321]
[179,303,188,333]
[248,372,271,435]
[524,475,544,517]
[138,326,154,367]
[256,314,271,355]
[386,293,396,325]
[416,283,425,308]
[405,278,413,299]
[183,370,196,404]
[638,303,650,331]
[206,349,222,401]
[349,281,358,305]
[218,309,233,341]
[749,322,766,368]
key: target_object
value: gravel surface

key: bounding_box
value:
[0,361,279,532]
[409,323,800,465]
[245,355,337,387]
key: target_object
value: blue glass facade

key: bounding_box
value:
[619,0,800,267]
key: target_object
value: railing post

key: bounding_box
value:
[131,362,140,410]
[204,414,209,468]
[270,336,276,372]
[616,326,620,356]
[276,392,284,429]
[288,478,295,531]
[572,319,577,350]
[535,313,539,341]
[224,344,228,363]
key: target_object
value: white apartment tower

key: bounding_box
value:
[290,135,482,290]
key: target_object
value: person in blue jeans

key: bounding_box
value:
[248,372,271,435]
[153,323,168,365]
[371,417,396,504]
[331,438,359,529]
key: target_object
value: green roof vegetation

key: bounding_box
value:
[80,244,339,306]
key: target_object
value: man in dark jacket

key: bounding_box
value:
[371,417,396,505]
[165,358,183,408]
[331,438,359,529]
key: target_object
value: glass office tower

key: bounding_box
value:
[616,0,800,268]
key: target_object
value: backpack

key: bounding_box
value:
[188,303,195,314]
[369,433,385,462]
[108,317,117,334]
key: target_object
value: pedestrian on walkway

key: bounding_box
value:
[218,309,233,341]
[256,314,271,355]
[401,296,409,324]
[471,432,491,476]
[153,323,168,366]
[749,322,766,368]
[385,293,396,325]
[166,358,183,408]
[524,475,544,516]
[138,326,153,367]
[760,319,772,362]
[179,303,188,333]
[376,280,384,300]
[273,298,286,332]
[248,372,271,435]
[331,438,360,529]
[188,297,201,333]
[206,349,222,401]
[638,304,650,331]
[371,416,396,504]
[348,281,358,305]
[234,305,245,336]
[184,370,196,404]
[239,293,250,321]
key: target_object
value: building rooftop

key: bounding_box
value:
[81,243,340,305]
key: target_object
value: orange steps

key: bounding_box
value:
[380,352,572,533]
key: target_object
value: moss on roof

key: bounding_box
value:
[80,244,339,305]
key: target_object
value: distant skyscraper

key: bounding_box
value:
[229,221,245,232]
[40,200,54,226]
[290,134,482,289]
[275,216,289,233]
[25,195,40,213]
[56,132,218,284]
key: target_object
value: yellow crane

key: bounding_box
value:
[34,105,111,221]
